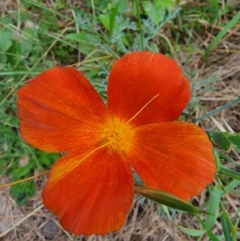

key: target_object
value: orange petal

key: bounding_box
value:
[107,52,190,125]
[128,122,216,201]
[42,147,133,235]
[17,67,107,153]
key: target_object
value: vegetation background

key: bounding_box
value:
[0,0,240,240]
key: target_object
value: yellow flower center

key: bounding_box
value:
[101,117,134,153]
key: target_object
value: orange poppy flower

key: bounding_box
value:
[17,51,216,235]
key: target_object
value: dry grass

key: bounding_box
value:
[0,186,188,241]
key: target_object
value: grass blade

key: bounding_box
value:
[205,11,240,58]
[195,97,240,122]
[219,165,240,180]
[221,214,233,241]
[204,186,222,229]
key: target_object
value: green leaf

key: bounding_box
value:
[64,33,97,55]
[142,1,163,25]
[208,132,240,151]
[109,0,122,34]
[142,1,155,16]
[99,14,110,30]
[204,232,221,241]
[204,186,222,230]
[0,27,13,63]
[220,203,238,241]
[205,11,240,58]
[221,213,234,241]
[12,161,34,179]
[0,28,12,52]
[224,133,240,151]
[224,179,240,192]
[208,131,232,151]
[219,166,240,180]
[142,0,175,25]
[20,29,33,57]
[37,151,59,167]
[65,32,90,42]
[10,182,36,206]
[214,149,221,172]
[209,0,220,23]
[135,185,207,214]
[153,0,175,9]
[175,224,207,236]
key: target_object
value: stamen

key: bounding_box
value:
[100,117,134,153]
[126,94,160,125]
[1,141,117,189]
[66,140,115,173]
[100,94,159,154]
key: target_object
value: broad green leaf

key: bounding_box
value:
[0,28,12,52]
[209,132,240,151]
[134,185,207,214]
[208,131,232,151]
[99,14,110,30]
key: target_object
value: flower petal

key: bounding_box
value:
[42,147,133,235]
[107,52,190,125]
[128,122,216,201]
[17,67,107,153]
